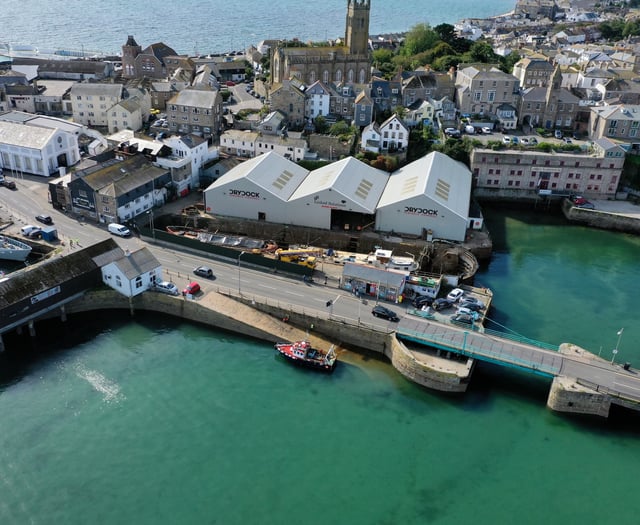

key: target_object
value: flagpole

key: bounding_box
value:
[612,328,623,364]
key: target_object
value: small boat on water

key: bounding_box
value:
[0,235,32,262]
[274,340,337,372]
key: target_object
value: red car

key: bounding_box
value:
[182,282,201,296]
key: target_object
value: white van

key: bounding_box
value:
[108,223,131,237]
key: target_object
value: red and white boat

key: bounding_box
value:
[274,340,337,372]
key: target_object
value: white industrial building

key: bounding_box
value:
[0,119,80,177]
[287,156,389,230]
[203,151,309,223]
[203,150,473,242]
[375,152,472,242]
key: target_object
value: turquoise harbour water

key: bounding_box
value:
[1,206,640,524]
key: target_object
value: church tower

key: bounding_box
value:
[345,0,370,56]
[121,35,142,79]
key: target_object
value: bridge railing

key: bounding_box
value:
[482,328,559,351]
[397,326,561,376]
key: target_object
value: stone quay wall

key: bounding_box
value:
[56,289,475,393]
[562,199,640,234]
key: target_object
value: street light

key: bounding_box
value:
[238,251,246,295]
[147,209,155,243]
[612,328,624,364]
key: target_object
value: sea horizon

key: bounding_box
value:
[0,0,516,56]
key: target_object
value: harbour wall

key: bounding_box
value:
[561,199,640,234]
[36,290,634,414]
[49,288,474,393]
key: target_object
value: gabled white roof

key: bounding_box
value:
[207,151,308,201]
[378,152,471,217]
[290,156,388,213]
[0,120,56,150]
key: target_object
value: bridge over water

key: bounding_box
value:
[397,316,640,413]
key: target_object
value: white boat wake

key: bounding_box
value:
[75,363,124,403]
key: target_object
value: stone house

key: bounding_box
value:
[166,87,223,141]
[370,77,403,115]
[121,35,180,80]
[512,57,555,89]
[269,81,306,128]
[455,64,520,118]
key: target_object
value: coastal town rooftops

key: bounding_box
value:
[207,151,308,201]
[290,156,388,214]
[377,152,472,218]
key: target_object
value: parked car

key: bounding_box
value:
[563,137,572,144]
[502,135,512,144]
[154,281,179,296]
[446,288,465,303]
[511,136,519,145]
[576,201,595,210]
[554,129,563,139]
[464,125,475,134]
[371,305,400,322]
[183,281,201,296]
[570,195,588,205]
[460,298,485,311]
[444,128,461,138]
[1,179,16,189]
[529,137,538,145]
[520,137,530,145]
[21,225,41,237]
[413,295,433,308]
[456,307,479,319]
[193,266,214,279]
[481,127,492,134]
[451,313,476,325]
[35,214,53,225]
[432,298,454,311]
[459,300,483,312]
[572,131,582,140]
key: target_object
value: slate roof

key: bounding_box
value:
[112,247,160,280]
[169,87,219,108]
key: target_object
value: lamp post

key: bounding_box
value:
[147,209,155,243]
[238,251,246,295]
[612,328,624,364]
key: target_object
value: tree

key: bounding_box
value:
[500,52,522,74]
[372,48,394,69]
[328,121,350,136]
[314,116,329,134]
[466,41,499,64]
[401,23,440,56]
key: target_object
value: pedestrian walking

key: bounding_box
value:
[324,276,328,285]
[69,239,74,248]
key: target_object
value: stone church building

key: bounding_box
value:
[271,0,372,86]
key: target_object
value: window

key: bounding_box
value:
[473,91,482,102]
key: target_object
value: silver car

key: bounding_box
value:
[153,281,179,296]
